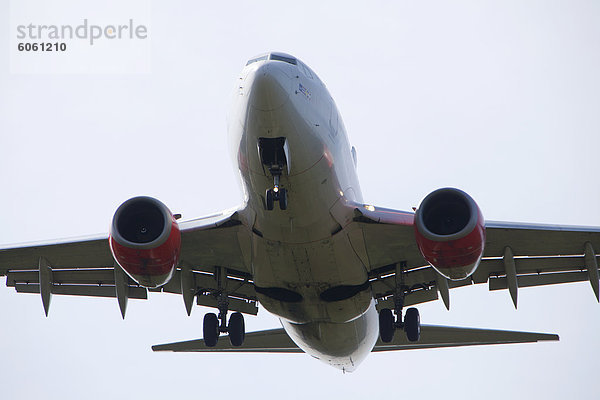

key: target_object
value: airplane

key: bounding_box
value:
[1,51,599,372]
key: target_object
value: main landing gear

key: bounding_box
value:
[378,306,420,343]
[203,311,245,347]
[379,262,421,343]
[203,294,245,347]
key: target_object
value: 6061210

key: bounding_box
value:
[17,42,67,52]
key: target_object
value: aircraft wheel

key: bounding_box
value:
[228,312,245,347]
[379,308,395,343]
[203,313,219,347]
[266,189,274,210]
[404,307,420,342]
[279,188,287,210]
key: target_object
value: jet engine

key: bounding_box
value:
[109,196,181,288]
[414,188,485,280]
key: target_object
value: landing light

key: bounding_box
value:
[365,205,375,212]
[274,187,279,193]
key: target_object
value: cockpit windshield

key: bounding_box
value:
[269,54,297,65]
[246,53,298,66]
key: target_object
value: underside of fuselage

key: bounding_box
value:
[228,52,378,370]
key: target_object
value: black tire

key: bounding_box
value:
[279,188,287,210]
[266,189,274,210]
[379,308,395,343]
[228,312,245,347]
[404,307,420,342]
[203,313,219,347]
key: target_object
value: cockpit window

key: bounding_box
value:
[246,55,268,66]
[270,54,297,65]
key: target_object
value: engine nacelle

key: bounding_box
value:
[109,196,181,288]
[414,188,485,280]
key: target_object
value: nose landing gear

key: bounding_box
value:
[258,137,289,211]
[266,174,287,210]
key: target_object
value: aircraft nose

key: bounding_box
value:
[249,63,291,111]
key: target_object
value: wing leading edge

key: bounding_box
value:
[151,325,558,353]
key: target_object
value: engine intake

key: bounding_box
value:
[414,188,485,280]
[109,196,181,288]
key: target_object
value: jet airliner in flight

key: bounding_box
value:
[1,52,599,371]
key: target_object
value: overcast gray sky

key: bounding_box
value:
[1,1,599,399]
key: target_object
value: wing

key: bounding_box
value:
[151,325,558,353]
[0,210,258,317]
[338,202,600,310]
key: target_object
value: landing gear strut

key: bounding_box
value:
[378,262,421,343]
[258,137,289,211]
[265,173,287,211]
[202,268,246,347]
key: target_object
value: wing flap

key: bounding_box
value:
[474,254,599,299]
[13,283,148,299]
[489,271,588,291]
[375,287,439,310]
[195,295,258,315]
[369,264,473,311]
[147,268,259,315]
[473,255,590,284]
[7,267,148,299]
[7,268,118,286]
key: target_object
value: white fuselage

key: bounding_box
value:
[228,54,378,371]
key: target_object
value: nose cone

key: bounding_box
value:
[249,63,291,111]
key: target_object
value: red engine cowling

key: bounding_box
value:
[414,188,485,280]
[109,196,181,288]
